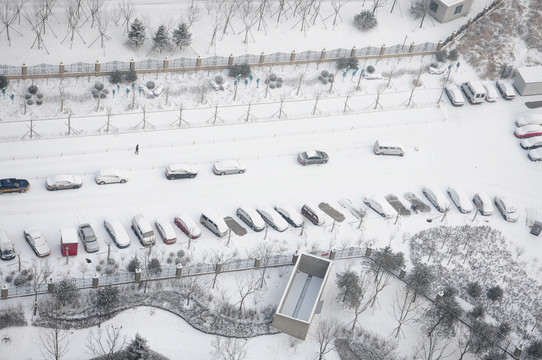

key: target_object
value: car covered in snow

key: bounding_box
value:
[275,204,304,228]
[446,186,473,213]
[297,150,329,165]
[236,206,266,232]
[46,174,83,191]
[78,223,100,253]
[514,125,542,139]
[422,186,450,213]
[0,178,30,194]
[174,213,202,239]
[473,192,494,216]
[0,230,15,260]
[528,148,542,162]
[95,168,129,185]
[213,160,246,175]
[494,196,518,222]
[363,195,397,219]
[521,136,542,150]
[165,163,198,179]
[257,206,289,232]
[155,218,177,244]
[23,228,51,257]
[483,84,499,102]
[515,114,542,127]
[496,80,516,100]
[444,85,465,106]
[104,218,130,248]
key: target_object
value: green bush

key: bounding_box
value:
[0,74,9,89]
[336,56,359,70]
[127,257,141,272]
[124,69,138,83]
[228,63,251,78]
[109,70,123,84]
[447,49,459,61]
[366,65,375,74]
[436,50,448,63]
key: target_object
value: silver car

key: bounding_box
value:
[46,174,83,191]
[95,168,129,185]
[447,186,473,213]
[473,192,494,216]
[422,186,450,213]
[213,160,246,175]
[494,196,518,222]
[78,223,100,253]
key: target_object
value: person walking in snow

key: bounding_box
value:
[135,144,139,154]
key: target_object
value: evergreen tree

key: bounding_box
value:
[172,23,192,51]
[126,333,150,360]
[152,25,170,53]
[128,18,146,48]
[96,285,119,312]
[0,74,9,89]
[53,278,79,307]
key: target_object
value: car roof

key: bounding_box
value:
[216,160,241,167]
[169,163,198,172]
[25,228,41,238]
[98,168,127,176]
[49,174,78,183]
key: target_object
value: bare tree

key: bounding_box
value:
[327,0,347,27]
[31,0,56,36]
[0,0,19,46]
[219,0,236,38]
[255,0,270,32]
[118,0,134,34]
[371,0,389,14]
[313,317,341,360]
[186,0,200,27]
[88,11,110,49]
[29,260,53,316]
[235,274,258,314]
[272,0,287,25]
[210,337,247,360]
[178,276,201,306]
[86,0,102,28]
[239,0,258,45]
[62,0,86,48]
[40,321,70,360]
[86,325,126,360]
[247,242,284,289]
[390,286,422,338]
[413,331,454,360]
[336,270,372,332]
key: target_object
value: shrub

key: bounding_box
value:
[127,257,141,272]
[447,49,459,61]
[95,265,102,272]
[169,251,175,258]
[28,84,38,94]
[214,75,224,85]
[175,257,182,265]
[24,94,31,100]
[13,275,28,287]
[177,250,185,258]
[5,275,12,283]
[94,82,104,91]
[354,10,377,31]
[276,77,283,83]
[321,69,329,77]
[486,286,503,301]
[366,65,375,74]
[26,99,34,105]
[336,56,359,70]
[436,49,448,62]
[0,307,26,329]
[97,285,119,312]
[99,92,107,99]
[105,265,116,274]
[466,282,482,298]
[124,69,138,83]
[109,70,123,84]
[276,82,283,88]
[0,74,9,89]
[53,279,79,306]
[166,257,173,264]
[469,304,485,319]
[228,63,251,78]
[498,322,511,336]
[269,82,276,89]
[146,81,155,89]
[36,93,43,99]
[36,100,43,105]
[92,89,100,98]
[147,258,162,275]
[268,73,277,81]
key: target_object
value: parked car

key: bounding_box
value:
[461,81,486,104]
[275,204,304,228]
[23,228,51,257]
[422,186,450,213]
[155,218,177,244]
[213,160,246,175]
[446,186,473,213]
[257,206,289,232]
[521,136,542,150]
[528,148,542,161]
[200,210,229,237]
[297,150,329,165]
[46,174,83,191]
[494,196,518,222]
[0,178,30,194]
[363,196,397,219]
[132,214,156,246]
[0,230,15,260]
[165,163,198,179]
[496,80,516,100]
[373,140,405,156]
[174,213,202,239]
[236,206,266,232]
[483,84,499,102]
[516,114,542,127]
[473,192,494,216]
[301,204,326,226]
[445,85,465,106]
[95,168,129,185]
[104,218,130,248]
[78,223,100,253]
[514,125,542,139]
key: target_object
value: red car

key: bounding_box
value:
[174,214,201,239]
[514,125,542,139]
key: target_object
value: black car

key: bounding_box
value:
[297,150,329,165]
[0,178,30,194]
[165,163,198,179]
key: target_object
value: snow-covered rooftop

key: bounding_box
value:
[517,66,542,83]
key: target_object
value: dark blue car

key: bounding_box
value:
[0,178,30,194]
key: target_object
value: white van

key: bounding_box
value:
[132,214,156,246]
[200,210,229,237]
[373,140,405,157]
[461,81,486,104]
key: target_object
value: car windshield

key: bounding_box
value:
[143,231,154,237]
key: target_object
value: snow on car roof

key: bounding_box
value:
[305,150,319,158]
[50,174,75,182]
[98,168,127,176]
[169,163,197,172]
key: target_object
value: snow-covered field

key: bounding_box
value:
[1,0,542,359]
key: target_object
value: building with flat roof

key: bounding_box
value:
[514,66,542,96]
[428,0,473,23]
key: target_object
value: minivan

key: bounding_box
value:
[200,210,229,237]
[132,214,156,246]
[461,81,486,104]
[301,204,326,226]
[373,140,405,156]
[0,229,15,260]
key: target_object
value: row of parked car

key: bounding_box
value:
[445,80,516,106]
[363,186,518,222]
[513,114,542,161]
[0,203,332,259]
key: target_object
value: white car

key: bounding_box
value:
[275,204,304,228]
[23,228,51,257]
[516,114,542,127]
[496,80,516,100]
[473,192,494,216]
[46,174,83,191]
[483,84,499,102]
[155,218,177,244]
[213,160,246,175]
[237,206,266,232]
[95,168,129,185]
[528,148,542,162]
[447,187,473,213]
[422,186,450,213]
[494,196,518,222]
[174,213,202,239]
[521,136,542,150]
[363,196,397,219]
[257,206,289,232]
[445,85,465,106]
[104,217,131,248]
